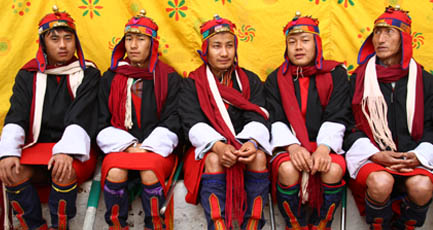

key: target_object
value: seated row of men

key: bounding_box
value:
[0,5,432,230]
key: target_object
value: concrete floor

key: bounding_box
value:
[12,181,433,229]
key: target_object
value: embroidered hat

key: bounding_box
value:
[111,9,159,72]
[358,5,412,69]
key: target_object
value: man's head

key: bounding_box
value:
[37,5,84,72]
[358,5,412,68]
[372,26,401,66]
[124,32,151,68]
[199,15,237,74]
[42,27,76,66]
[111,10,159,71]
[283,12,323,70]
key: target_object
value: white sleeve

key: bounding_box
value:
[345,137,380,179]
[236,121,271,155]
[316,121,346,154]
[140,127,178,157]
[410,142,433,171]
[189,122,226,160]
[52,124,91,162]
[270,121,300,151]
[96,126,138,154]
[0,123,25,158]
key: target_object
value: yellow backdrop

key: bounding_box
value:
[1,0,432,127]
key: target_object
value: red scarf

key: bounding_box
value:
[189,64,267,228]
[108,59,174,130]
[21,57,79,72]
[352,62,424,148]
[276,60,340,211]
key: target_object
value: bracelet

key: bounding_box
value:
[247,139,258,149]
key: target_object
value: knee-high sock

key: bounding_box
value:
[276,182,308,229]
[200,173,226,230]
[48,181,77,230]
[392,196,432,230]
[6,180,46,229]
[104,180,129,228]
[141,181,165,230]
[310,181,345,230]
[242,170,269,230]
[365,194,392,230]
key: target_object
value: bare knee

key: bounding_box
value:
[204,152,223,173]
[9,165,34,185]
[278,161,300,186]
[106,168,128,182]
[321,163,344,184]
[406,175,433,206]
[51,168,77,185]
[366,171,394,202]
[246,150,267,171]
[140,170,159,185]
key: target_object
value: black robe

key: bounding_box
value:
[265,65,351,144]
[5,67,100,142]
[179,68,269,140]
[97,70,182,142]
[343,69,433,152]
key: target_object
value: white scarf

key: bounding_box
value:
[361,55,417,151]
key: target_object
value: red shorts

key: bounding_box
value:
[100,152,177,195]
[349,162,433,215]
[20,143,98,202]
[270,152,346,200]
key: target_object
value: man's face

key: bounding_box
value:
[44,29,76,65]
[125,33,151,67]
[372,27,402,65]
[286,32,316,67]
[206,32,236,73]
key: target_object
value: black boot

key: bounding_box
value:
[200,173,226,230]
[241,170,270,230]
[6,180,47,229]
[310,181,345,230]
[392,197,432,230]
[141,182,166,230]
[276,182,308,230]
[104,180,129,229]
[48,181,78,230]
[365,194,392,230]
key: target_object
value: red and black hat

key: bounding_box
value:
[282,12,323,72]
[198,15,238,65]
[37,5,85,72]
[110,9,159,72]
[358,5,412,69]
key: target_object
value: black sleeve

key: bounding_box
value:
[158,72,182,136]
[63,67,100,138]
[241,69,270,130]
[343,73,368,151]
[178,77,210,137]
[322,66,351,127]
[264,68,288,124]
[420,70,433,145]
[97,70,115,133]
[4,70,34,132]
